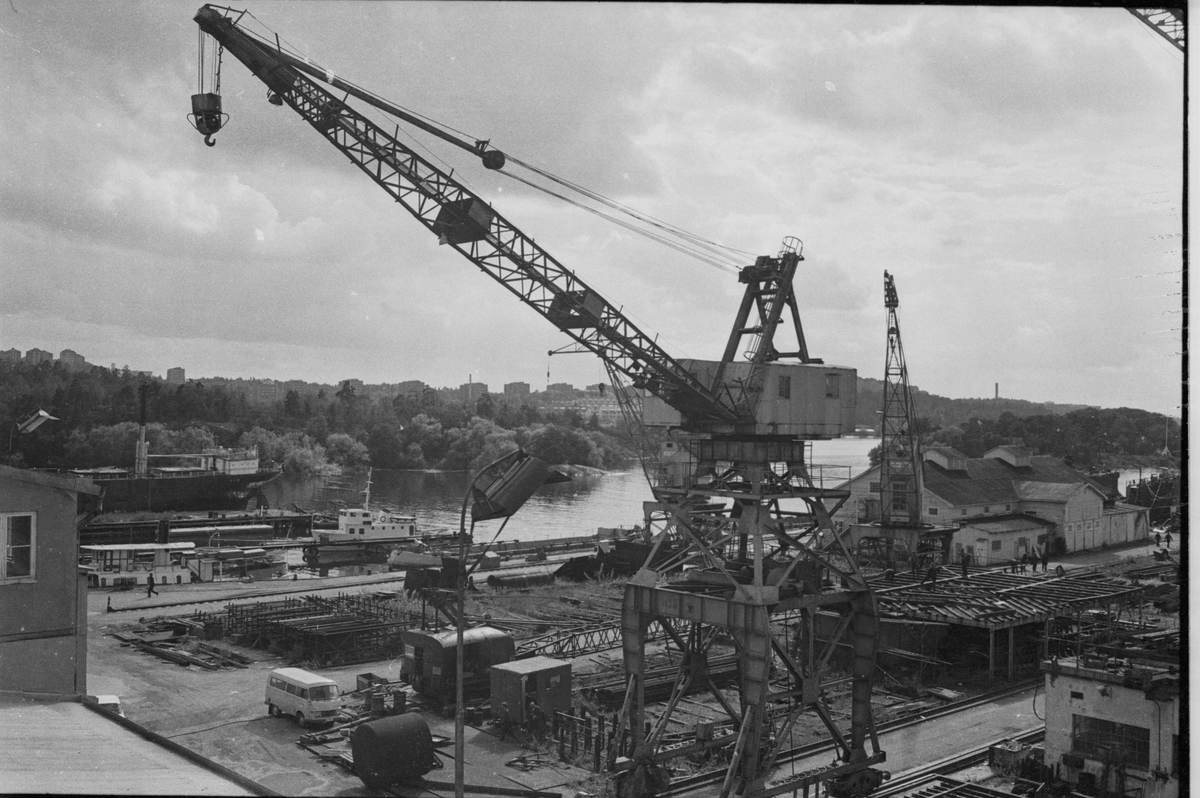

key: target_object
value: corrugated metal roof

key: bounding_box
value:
[1013,480,1088,502]
[873,569,1143,630]
[923,455,1099,507]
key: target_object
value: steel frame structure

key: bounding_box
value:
[613,453,886,798]
[879,271,922,530]
[1127,7,1186,52]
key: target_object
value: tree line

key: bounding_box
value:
[2,361,1178,476]
[868,408,1180,471]
[0,362,633,475]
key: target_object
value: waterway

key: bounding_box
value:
[262,437,882,544]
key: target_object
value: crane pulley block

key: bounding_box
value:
[433,198,495,246]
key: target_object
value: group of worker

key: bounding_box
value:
[1008,549,1051,574]
[494,699,548,743]
[1154,531,1173,549]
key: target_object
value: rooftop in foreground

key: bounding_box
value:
[0,695,259,796]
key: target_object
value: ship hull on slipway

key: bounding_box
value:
[85,471,280,514]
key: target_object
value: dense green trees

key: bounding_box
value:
[2,361,1176,475]
[0,362,634,474]
[923,408,1180,468]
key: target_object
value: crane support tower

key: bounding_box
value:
[848,273,954,571]
[192,6,887,796]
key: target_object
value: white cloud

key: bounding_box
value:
[0,3,1183,413]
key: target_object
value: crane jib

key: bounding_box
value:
[194,5,742,427]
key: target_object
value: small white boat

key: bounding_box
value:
[315,469,422,545]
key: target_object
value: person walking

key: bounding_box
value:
[1155,532,1162,547]
[1165,532,1173,549]
[145,575,158,598]
[1041,548,1050,573]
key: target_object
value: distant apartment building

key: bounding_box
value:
[57,350,87,371]
[460,382,488,403]
[503,382,531,400]
[0,348,21,364]
[546,382,576,394]
[247,381,283,404]
[166,367,186,385]
[541,383,622,426]
[396,380,428,399]
[24,348,53,365]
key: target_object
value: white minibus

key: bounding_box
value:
[265,667,343,727]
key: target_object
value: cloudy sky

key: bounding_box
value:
[0,2,1184,415]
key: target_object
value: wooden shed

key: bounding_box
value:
[489,656,572,723]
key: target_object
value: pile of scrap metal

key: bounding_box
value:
[554,535,684,581]
[106,619,251,670]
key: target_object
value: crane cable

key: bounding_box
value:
[498,166,740,274]
[505,153,754,264]
[225,8,753,275]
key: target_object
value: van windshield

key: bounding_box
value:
[308,685,340,701]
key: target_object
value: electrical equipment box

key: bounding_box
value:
[642,360,857,437]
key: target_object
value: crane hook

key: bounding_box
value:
[204,134,217,147]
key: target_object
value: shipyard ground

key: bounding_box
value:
[84,536,1180,797]
[86,570,598,797]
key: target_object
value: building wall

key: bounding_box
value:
[949,524,1045,566]
[1057,491,1107,552]
[0,472,89,696]
[1098,506,1149,548]
[1044,669,1179,798]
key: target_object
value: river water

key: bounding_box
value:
[262,437,882,543]
[262,436,1166,546]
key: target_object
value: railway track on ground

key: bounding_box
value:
[868,728,1044,798]
[657,678,1040,798]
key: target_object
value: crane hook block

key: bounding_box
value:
[481,150,506,170]
[189,92,227,145]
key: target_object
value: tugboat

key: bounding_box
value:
[301,470,448,565]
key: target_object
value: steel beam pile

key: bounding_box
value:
[210,591,418,666]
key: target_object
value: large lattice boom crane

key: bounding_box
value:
[193,5,756,431]
[193,7,885,796]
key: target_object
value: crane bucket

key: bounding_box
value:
[189,92,227,146]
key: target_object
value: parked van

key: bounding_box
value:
[265,668,343,727]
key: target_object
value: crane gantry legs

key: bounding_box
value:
[615,440,887,798]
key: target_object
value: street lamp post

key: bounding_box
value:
[453,449,568,798]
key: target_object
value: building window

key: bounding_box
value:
[1018,537,1028,549]
[825,374,839,399]
[778,376,791,399]
[2,513,35,581]
[1006,504,1011,511]
[991,540,1002,551]
[928,507,938,516]
[1071,715,1149,769]
[868,481,880,494]
[961,509,967,516]
[984,506,991,513]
